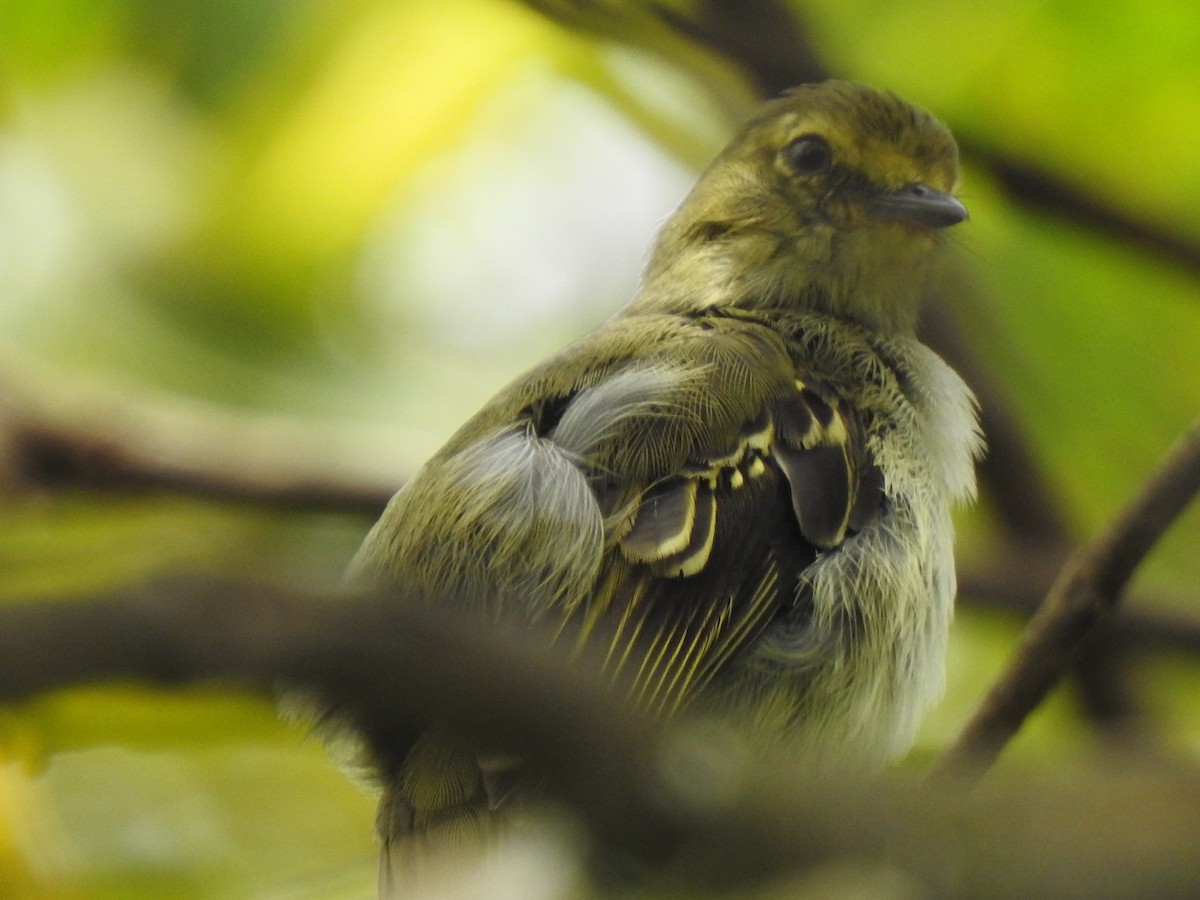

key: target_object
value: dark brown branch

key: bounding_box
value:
[963,138,1200,279]
[648,0,827,94]
[0,370,393,515]
[937,417,1200,779]
[960,556,1200,656]
[0,577,664,848]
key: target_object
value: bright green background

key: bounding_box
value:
[1,0,1198,895]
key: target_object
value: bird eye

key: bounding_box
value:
[783,135,833,175]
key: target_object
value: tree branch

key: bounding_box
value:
[962,138,1200,279]
[648,0,827,93]
[3,578,1200,896]
[0,578,669,847]
[936,417,1200,779]
[959,555,1200,656]
[0,366,394,515]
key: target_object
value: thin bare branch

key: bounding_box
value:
[649,0,827,94]
[960,556,1200,656]
[0,366,394,515]
[936,417,1200,779]
[963,137,1200,279]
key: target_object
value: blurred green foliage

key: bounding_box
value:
[1,0,1198,895]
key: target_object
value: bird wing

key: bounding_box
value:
[352,310,882,721]
[538,311,884,717]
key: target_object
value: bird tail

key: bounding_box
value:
[376,724,533,894]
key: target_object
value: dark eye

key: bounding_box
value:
[783,134,832,175]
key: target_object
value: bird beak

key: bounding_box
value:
[873,184,968,228]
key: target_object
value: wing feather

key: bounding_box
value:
[565,372,881,717]
[621,479,698,562]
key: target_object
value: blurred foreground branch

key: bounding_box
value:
[2,577,1200,897]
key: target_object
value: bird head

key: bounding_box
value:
[641,81,966,334]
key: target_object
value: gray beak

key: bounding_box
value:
[874,183,968,228]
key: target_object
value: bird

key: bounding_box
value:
[345,79,983,886]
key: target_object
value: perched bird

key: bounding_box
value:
[348,80,983,884]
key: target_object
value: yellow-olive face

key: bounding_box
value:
[764,101,965,233]
[645,81,967,326]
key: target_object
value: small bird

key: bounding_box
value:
[348,80,983,884]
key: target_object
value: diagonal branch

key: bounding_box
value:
[936,416,1200,780]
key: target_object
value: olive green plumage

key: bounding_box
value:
[348,80,983,880]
